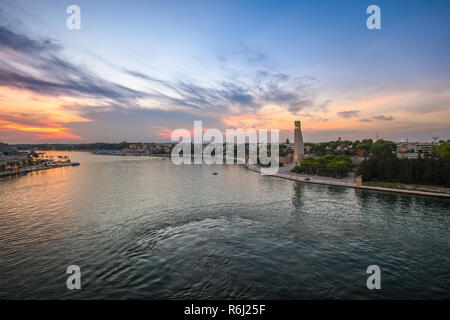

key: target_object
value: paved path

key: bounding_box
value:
[0,163,73,177]
[246,164,356,187]
[245,164,450,199]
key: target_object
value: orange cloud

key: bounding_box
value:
[333,91,420,113]
[223,105,296,131]
[157,130,173,138]
[0,86,91,141]
[0,118,87,140]
[222,92,419,133]
[158,127,210,139]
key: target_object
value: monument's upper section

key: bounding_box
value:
[293,120,304,166]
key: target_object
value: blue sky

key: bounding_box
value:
[0,0,449,143]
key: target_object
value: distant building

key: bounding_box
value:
[396,141,438,154]
[397,145,409,153]
[0,143,17,154]
[414,142,436,153]
[336,144,349,152]
[0,144,29,170]
[397,152,419,159]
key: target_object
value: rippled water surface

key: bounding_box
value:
[0,152,449,299]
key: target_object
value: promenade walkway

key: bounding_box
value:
[0,162,73,177]
[245,164,450,199]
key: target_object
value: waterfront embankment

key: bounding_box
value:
[92,150,171,157]
[245,164,450,199]
[0,162,74,177]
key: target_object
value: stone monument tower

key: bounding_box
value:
[293,121,304,166]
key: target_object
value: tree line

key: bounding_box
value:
[357,141,450,187]
[292,154,353,178]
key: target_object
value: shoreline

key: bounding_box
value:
[91,151,172,157]
[245,164,450,199]
[0,162,74,177]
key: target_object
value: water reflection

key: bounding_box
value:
[326,185,347,196]
[0,152,449,299]
[291,182,305,211]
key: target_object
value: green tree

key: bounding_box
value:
[369,139,397,157]
[292,154,352,178]
[432,141,450,160]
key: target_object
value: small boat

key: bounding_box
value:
[71,162,80,166]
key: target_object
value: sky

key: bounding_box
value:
[0,0,449,144]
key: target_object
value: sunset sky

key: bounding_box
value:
[0,0,449,144]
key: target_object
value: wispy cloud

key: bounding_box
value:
[89,58,319,117]
[0,24,317,116]
[0,26,146,102]
[0,111,87,140]
[337,110,359,118]
[0,24,322,141]
[373,115,394,121]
